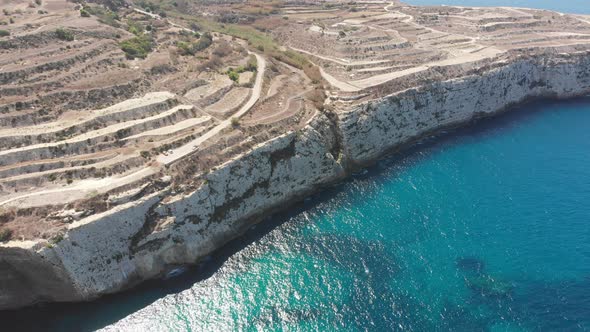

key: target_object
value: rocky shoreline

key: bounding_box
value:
[1,50,590,311]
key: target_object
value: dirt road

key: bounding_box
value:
[157,52,266,165]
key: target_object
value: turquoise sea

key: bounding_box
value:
[406,0,588,14]
[4,1,590,331]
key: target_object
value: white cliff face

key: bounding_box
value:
[2,52,590,310]
[0,114,345,308]
[339,52,590,164]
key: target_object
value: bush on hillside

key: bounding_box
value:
[120,35,153,59]
[55,28,74,41]
[176,32,213,56]
[227,70,239,82]
[0,30,9,37]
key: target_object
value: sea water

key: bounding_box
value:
[406,0,588,14]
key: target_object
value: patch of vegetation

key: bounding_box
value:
[136,0,160,13]
[83,5,120,28]
[80,8,91,17]
[120,35,153,59]
[55,28,74,41]
[226,55,257,82]
[140,150,150,158]
[231,117,240,127]
[163,12,320,84]
[50,233,64,244]
[227,70,239,82]
[100,0,126,11]
[0,229,12,243]
[0,30,9,37]
[127,19,144,36]
[176,32,212,56]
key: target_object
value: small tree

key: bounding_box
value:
[0,30,9,37]
[231,117,240,127]
[55,27,74,41]
[227,70,239,82]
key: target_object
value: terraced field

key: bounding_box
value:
[0,0,324,242]
[273,0,590,96]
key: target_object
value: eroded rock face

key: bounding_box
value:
[0,114,345,308]
[2,52,590,310]
[339,52,590,164]
[0,244,83,309]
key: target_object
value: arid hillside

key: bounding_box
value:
[0,0,320,242]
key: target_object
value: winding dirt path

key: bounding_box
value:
[157,52,266,165]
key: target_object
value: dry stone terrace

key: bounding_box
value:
[0,0,317,241]
[272,0,590,97]
[0,0,590,243]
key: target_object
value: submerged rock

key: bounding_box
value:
[456,256,485,275]
[466,274,514,298]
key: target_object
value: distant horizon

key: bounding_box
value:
[405,0,588,15]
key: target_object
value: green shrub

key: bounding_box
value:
[120,35,153,59]
[227,70,239,82]
[0,229,12,243]
[84,5,120,28]
[176,32,212,56]
[136,0,160,13]
[231,117,240,127]
[127,19,144,36]
[55,28,74,41]
[80,9,90,17]
[0,29,10,37]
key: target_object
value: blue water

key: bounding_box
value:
[406,0,588,14]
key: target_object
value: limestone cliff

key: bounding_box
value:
[340,51,590,164]
[2,51,590,310]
